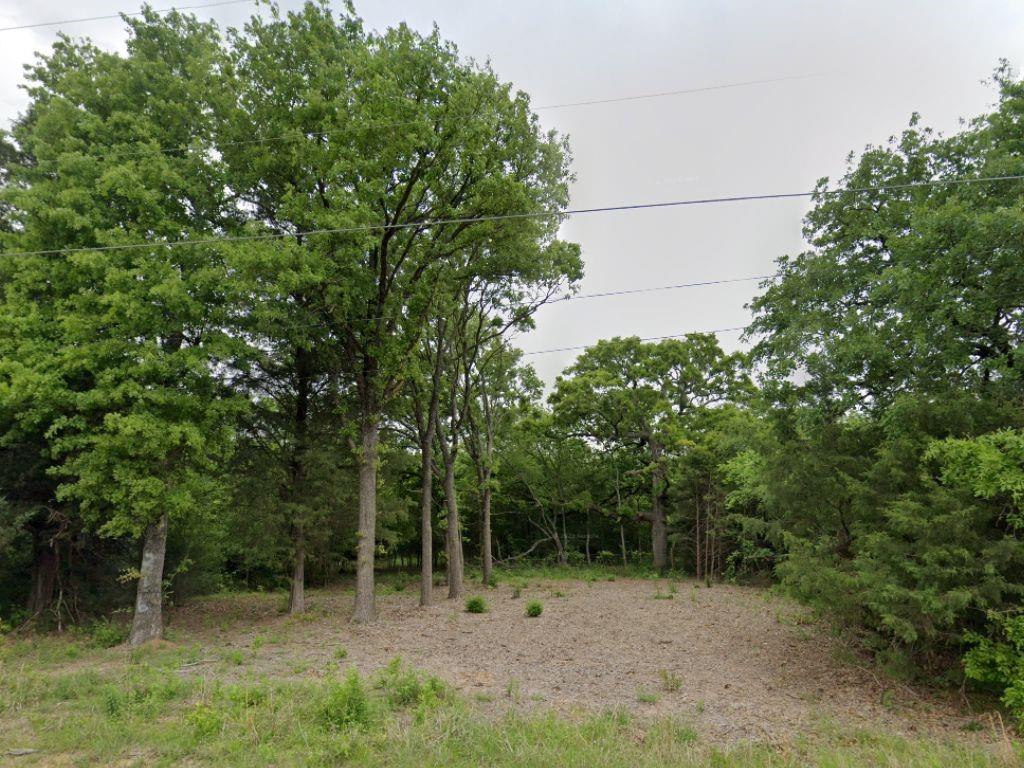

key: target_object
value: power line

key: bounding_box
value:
[259,273,778,330]
[32,74,819,162]
[534,74,818,110]
[557,275,772,302]
[520,326,749,356]
[0,0,253,32]
[5,173,1022,259]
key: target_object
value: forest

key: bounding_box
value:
[1,2,1023,765]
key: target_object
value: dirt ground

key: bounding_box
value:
[170,577,1000,745]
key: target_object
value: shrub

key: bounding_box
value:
[964,613,1024,722]
[525,600,543,618]
[465,596,488,614]
[88,620,127,648]
[321,669,372,730]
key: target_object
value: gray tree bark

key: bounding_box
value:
[650,438,669,573]
[443,453,463,599]
[419,441,435,607]
[129,512,168,647]
[480,482,493,586]
[288,531,305,615]
[353,418,378,623]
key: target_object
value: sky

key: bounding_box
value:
[1,0,1023,384]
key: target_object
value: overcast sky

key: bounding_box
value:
[2,0,1023,384]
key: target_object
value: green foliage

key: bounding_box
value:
[964,613,1024,721]
[375,657,448,711]
[88,619,128,648]
[525,600,543,617]
[321,669,373,731]
[464,596,488,614]
[737,70,1024,680]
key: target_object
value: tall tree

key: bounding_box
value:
[0,11,242,645]
[551,335,749,572]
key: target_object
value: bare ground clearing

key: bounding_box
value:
[169,577,1000,745]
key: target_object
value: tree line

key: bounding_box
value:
[1,1,1023,721]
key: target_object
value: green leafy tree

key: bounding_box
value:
[551,335,749,572]
[1,11,244,645]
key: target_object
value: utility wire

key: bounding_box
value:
[557,275,771,302]
[534,74,817,110]
[521,326,749,356]
[28,73,819,162]
[4,173,1023,259]
[0,0,254,32]
[245,273,776,330]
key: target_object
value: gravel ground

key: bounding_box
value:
[171,577,998,745]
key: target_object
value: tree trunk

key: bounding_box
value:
[419,439,434,607]
[585,510,591,565]
[651,501,668,573]
[353,418,378,623]
[129,512,168,647]
[443,454,463,599]
[650,439,668,573]
[26,535,58,617]
[480,480,493,586]
[695,494,702,580]
[288,530,305,615]
[619,522,628,567]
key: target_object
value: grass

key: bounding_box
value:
[0,633,1019,767]
[658,669,683,692]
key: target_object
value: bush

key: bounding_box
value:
[525,600,543,618]
[964,613,1024,722]
[321,669,372,730]
[464,596,488,614]
[88,619,127,648]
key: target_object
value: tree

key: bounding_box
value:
[0,11,243,645]
[551,335,749,572]
[464,345,540,585]
[742,67,1024,667]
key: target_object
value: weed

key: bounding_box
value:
[658,669,682,692]
[321,668,372,730]
[465,596,488,614]
[333,646,348,660]
[506,678,522,702]
[375,657,448,710]
[186,703,224,738]
[88,619,127,648]
[636,690,659,704]
[511,586,522,599]
[525,600,543,618]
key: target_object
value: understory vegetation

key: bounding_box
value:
[1,0,1023,751]
[0,630,1019,767]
